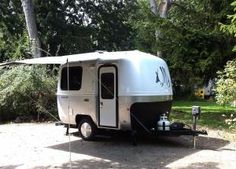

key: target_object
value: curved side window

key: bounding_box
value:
[159,66,171,87]
[61,66,83,90]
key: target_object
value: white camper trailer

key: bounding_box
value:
[56,51,173,140]
[0,50,173,140]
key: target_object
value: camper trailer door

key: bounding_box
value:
[98,66,118,128]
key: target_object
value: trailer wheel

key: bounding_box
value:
[78,118,96,141]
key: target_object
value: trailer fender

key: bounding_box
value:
[75,114,95,127]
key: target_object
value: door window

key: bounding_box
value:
[101,73,114,99]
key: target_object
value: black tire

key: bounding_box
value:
[78,118,97,141]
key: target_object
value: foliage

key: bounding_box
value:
[0,0,138,122]
[215,1,236,106]
[221,1,236,38]
[0,0,137,59]
[215,59,236,105]
[172,100,236,132]
[33,0,137,56]
[0,65,58,122]
[0,1,31,61]
[133,0,235,92]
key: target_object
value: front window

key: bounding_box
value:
[61,66,83,90]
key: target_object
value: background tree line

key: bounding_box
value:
[0,0,137,60]
[0,0,236,121]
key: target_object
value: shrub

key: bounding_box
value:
[0,65,58,122]
[215,59,236,105]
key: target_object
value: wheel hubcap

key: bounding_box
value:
[80,122,92,138]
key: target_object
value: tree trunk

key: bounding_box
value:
[149,0,161,56]
[149,0,158,15]
[149,0,172,57]
[21,0,41,58]
[149,0,173,18]
[159,0,172,18]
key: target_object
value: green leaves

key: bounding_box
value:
[0,0,137,59]
[220,0,236,56]
[215,1,236,105]
[133,0,235,92]
[215,60,236,105]
[0,1,30,61]
[33,0,137,55]
[0,66,57,121]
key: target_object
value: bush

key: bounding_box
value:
[0,65,58,122]
[215,59,236,105]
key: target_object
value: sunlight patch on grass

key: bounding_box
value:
[171,100,236,132]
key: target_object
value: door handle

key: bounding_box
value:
[100,102,103,106]
[84,98,89,102]
[61,96,68,99]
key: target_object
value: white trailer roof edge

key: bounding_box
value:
[0,50,164,66]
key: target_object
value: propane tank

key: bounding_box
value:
[157,114,170,131]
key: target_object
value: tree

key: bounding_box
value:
[1,0,137,59]
[148,0,172,56]
[215,1,236,105]
[30,0,137,56]
[21,0,41,58]
[0,1,30,61]
[221,1,236,50]
[0,65,57,122]
[215,59,236,105]
[133,0,235,93]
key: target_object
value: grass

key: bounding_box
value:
[171,100,236,132]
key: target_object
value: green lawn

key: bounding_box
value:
[171,100,236,132]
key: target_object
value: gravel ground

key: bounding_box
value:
[0,123,235,169]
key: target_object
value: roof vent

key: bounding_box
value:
[96,50,107,54]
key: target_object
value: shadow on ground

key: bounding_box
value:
[0,165,22,169]
[181,162,219,169]
[46,132,230,169]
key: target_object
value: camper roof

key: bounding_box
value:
[0,50,161,66]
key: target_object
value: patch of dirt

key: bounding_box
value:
[0,123,235,169]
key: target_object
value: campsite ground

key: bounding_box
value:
[0,123,235,169]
